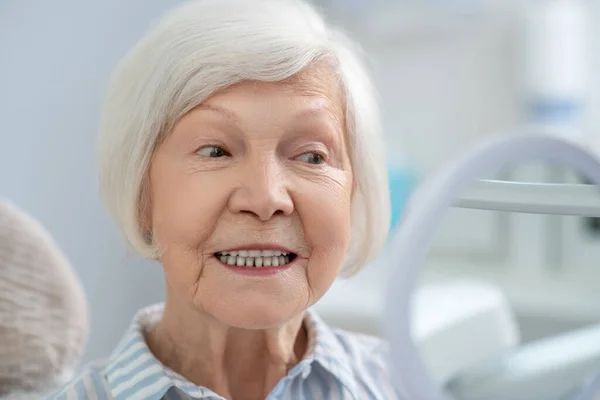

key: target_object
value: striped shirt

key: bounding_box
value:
[45,303,402,400]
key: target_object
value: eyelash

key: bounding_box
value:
[295,152,326,165]
[195,145,327,165]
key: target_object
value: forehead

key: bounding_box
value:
[279,63,343,101]
[206,64,345,124]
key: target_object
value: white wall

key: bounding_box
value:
[0,0,186,363]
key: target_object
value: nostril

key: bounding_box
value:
[238,209,284,219]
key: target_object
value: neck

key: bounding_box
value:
[145,293,308,400]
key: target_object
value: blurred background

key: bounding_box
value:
[1,0,600,379]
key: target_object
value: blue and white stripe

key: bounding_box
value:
[45,303,402,399]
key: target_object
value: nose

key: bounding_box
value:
[228,157,294,221]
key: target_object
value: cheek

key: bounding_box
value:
[150,164,227,248]
[295,171,353,293]
[149,162,230,296]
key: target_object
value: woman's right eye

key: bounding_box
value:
[196,146,230,158]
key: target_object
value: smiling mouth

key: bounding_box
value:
[214,250,298,267]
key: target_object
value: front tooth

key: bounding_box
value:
[272,256,279,267]
[264,257,272,267]
[227,256,236,265]
[238,250,249,257]
[255,257,263,267]
[236,257,245,266]
[249,250,261,257]
[279,256,285,265]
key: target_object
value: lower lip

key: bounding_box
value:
[215,256,298,276]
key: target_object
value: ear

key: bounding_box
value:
[138,177,153,241]
[351,177,358,198]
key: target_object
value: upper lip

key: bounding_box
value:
[215,244,297,254]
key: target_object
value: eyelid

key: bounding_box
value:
[188,132,229,152]
[294,139,347,168]
[302,149,327,159]
[295,141,329,155]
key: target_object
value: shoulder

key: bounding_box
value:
[43,360,111,400]
[328,328,405,399]
[306,310,404,397]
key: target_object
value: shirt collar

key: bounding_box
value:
[103,303,358,399]
[302,310,359,394]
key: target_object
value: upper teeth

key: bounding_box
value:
[216,250,293,267]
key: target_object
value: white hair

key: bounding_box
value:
[98,0,390,277]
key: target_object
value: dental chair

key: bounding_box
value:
[446,322,600,400]
[383,129,600,400]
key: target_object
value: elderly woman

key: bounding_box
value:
[49,0,397,398]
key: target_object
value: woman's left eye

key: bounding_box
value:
[296,152,324,165]
[196,146,230,158]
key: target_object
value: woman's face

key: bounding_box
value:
[147,69,353,329]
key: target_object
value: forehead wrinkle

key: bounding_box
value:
[282,77,346,134]
[177,65,347,145]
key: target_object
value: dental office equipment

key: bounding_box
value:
[388,165,416,232]
[523,0,589,124]
[410,279,519,386]
[521,0,590,268]
[315,275,520,385]
[446,322,600,400]
[383,128,600,400]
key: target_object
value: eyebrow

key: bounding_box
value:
[195,101,345,146]
[294,105,345,136]
[295,105,336,119]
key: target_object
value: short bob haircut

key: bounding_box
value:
[98,0,390,277]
